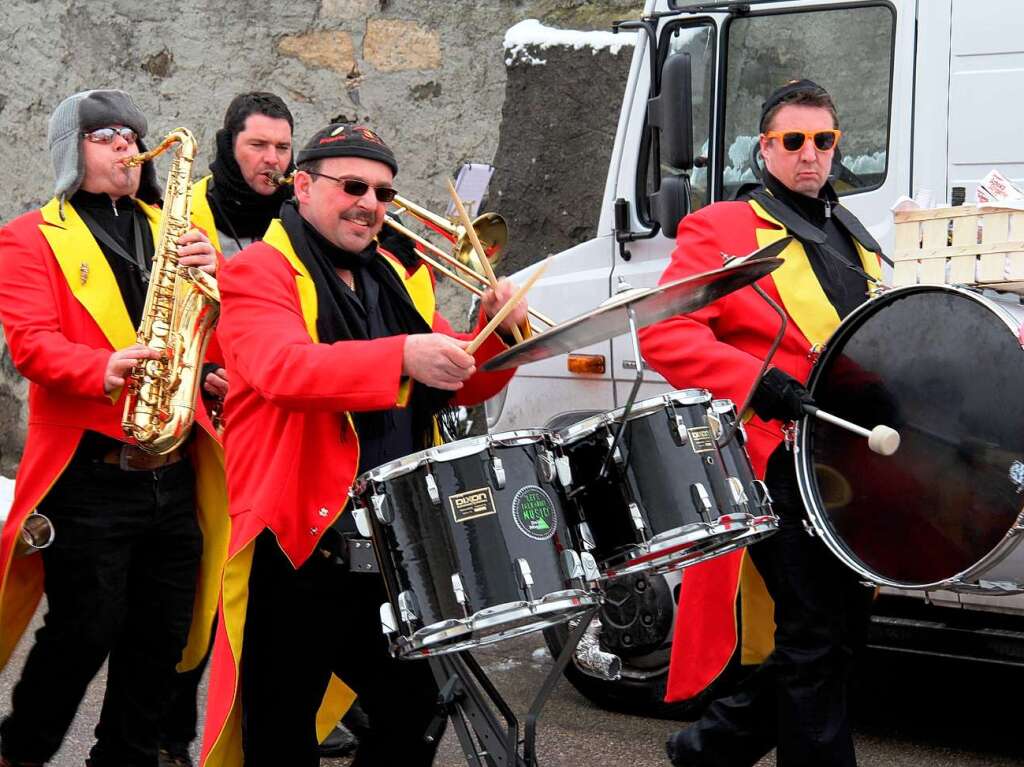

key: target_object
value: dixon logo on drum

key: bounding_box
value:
[512,485,557,541]
[449,487,497,523]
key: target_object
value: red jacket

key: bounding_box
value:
[202,219,516,766]
[638,198,881,701]
[0,198,227,673]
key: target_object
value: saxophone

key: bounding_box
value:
[121,128,220,455]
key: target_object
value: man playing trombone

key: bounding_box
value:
[200,123,529,767]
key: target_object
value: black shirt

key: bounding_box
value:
[70,189,154,327]
[762,173,868,319]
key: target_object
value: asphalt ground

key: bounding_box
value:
[4,610,1024,767]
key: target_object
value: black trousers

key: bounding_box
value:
[0,455,201,767]
[669,445,874,767]
[158,624,212,753]
[239,531,441,767]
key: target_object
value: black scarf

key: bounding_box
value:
[279,201,453,446]
[207,128,293,239]
[752,173,882,318]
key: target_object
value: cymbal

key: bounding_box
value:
[482,237,791,372]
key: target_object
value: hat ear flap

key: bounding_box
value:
[134,137,163,205]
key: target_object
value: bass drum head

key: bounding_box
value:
[802,286,1024,587]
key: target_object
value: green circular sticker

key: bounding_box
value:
[512,485,557,541]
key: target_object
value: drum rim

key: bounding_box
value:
[795,284,1024,589]
[359,428,553,483]
[554,388,713,444]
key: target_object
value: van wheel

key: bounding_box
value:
[542,571,749,719]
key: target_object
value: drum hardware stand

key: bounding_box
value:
[600,305,644,479]
[720,283,789,449]
[426,605,600,766]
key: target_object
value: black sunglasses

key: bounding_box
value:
[82,127,139,145]
[307,171,398,203]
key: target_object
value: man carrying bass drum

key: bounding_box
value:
[640,79,881,767]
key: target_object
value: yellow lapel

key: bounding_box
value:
[39,198,136,350]
[748,199,879,348]
[382,256,435,325]
[264,219,319,341]
[191,175,223,254]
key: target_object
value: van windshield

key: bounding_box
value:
[720,4,895,201]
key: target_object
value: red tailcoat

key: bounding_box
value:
[638,199,881,701]
[201,220,516,766]
[0,198,227,673]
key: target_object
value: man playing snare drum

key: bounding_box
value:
[640,80,881,767]
[199,123,528,767]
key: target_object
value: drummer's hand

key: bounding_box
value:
[750,367,814,422]
[482,278,529,338]
[403,334,476,391]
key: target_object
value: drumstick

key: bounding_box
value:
[447,179,525,344]
[466,259,550,355]
[804,404,900,456]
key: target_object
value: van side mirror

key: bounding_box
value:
[649,175,690,239]
[648,52,693,171]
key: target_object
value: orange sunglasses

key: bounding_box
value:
[763,129,842,152]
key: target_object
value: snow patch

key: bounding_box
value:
[504,19,637,66]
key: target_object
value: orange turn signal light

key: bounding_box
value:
[567,354,606,375]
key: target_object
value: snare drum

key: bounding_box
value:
[796,285,1024,592]
[554,389,777,578]
[351,429,599,657]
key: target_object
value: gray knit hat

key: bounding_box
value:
[48,89,159,215]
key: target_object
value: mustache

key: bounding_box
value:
[342,211,377,226]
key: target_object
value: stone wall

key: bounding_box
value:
[0,0,642,475]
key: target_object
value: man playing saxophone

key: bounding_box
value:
[0,89,225,767]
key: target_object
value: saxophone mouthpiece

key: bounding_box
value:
[264,170,294,188]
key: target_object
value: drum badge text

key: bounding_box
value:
[512,485,557,541]
[449,487,497,523]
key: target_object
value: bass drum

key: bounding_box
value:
[796,285,1024,591]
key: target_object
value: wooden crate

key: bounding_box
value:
[892,205,1024,293]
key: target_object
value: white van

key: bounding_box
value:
[488,0,1024,715]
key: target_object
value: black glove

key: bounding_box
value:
[750,367,814,422]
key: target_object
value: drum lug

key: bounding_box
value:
[629,502,646,533]
[1009,460,1024,494]
[727,477,748,507]
[577,521,596,551]
[515,558,536,601]
[451,573,468,607]
[604,434,624,465]
[425,473,441,505]
[371,492,393,524]
[351,505,372,537]
[802,520,817,537]
[555,454,573,488]
[380,602,399,635]
[561,549,585,580]
[751,479,773,507]
[398,590,420,625]
[580,551,602,582]
[690,483,714,522]
[491,456,506,489]
[537,448,557,483]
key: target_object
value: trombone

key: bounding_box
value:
[265,172,556,329]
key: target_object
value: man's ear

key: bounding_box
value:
[293,171,312,204]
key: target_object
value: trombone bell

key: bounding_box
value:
[391,195,507,276]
